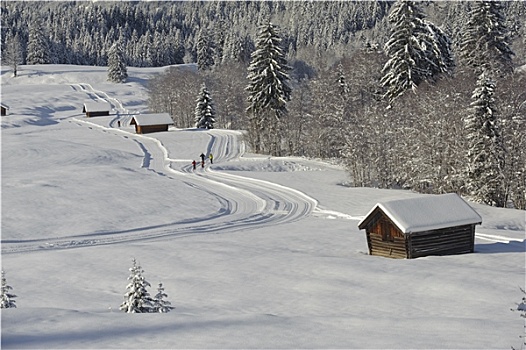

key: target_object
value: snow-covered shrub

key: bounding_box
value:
[1,270,17,309]
[512,287,526,349]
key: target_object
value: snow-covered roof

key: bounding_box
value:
[358,193,482,234]
[131,113,173,126]
[83,101,111,112]
[1,103,9,109]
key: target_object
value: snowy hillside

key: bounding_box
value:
[1,64,525,349]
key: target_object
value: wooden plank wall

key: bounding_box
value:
[367,216,408,258]
[137,125,169,134]
[408,225,475,258]
[368,233,408,258]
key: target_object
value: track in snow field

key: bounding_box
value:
[2,105,317,254]
[71,83,125,114]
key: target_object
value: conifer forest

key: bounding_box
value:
[1,1,525,209]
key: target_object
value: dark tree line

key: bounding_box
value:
[1,1,391,69]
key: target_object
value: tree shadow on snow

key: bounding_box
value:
[25,106,60,126]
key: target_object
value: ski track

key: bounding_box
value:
[2,84,318,254]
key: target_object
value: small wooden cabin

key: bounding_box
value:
[358,193,482,259]
[82,101,111,117]
[130,113,173,134]
[1,103,9,116]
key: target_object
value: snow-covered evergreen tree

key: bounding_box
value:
[120,259,153,313]
[422,21,455,79]
[464,72,506,207]
[26,17,50,65]
[107,41,128,83]
[380,0,454,104]
[152,282,174,313]
[460,1,514,76]
[196,28,215,71]
[246,20,291,156]
[195,83,216,129]
[1,270,17,309]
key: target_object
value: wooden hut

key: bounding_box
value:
[82,101,111,117]
[1,103,9,116]
[358,193,482,259]
[130,113,173,134]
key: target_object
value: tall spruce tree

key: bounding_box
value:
[26,17,50,65]
[195,83,216,129]
[107,42,128,83]
[120,259,153,313]
[422,21,455,79]
[460,1,514,76]
[381,0,454,104]
[246,21,291,156]
[196,28,215,71]
[464,72,506,207]
[1,270,17,309]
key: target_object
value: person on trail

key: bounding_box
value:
[209,153,213,164]
[200,153,205,163]
[117,120,121,127]
[192,160,197,170]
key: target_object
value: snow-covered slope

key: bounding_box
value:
[1,64,525,349]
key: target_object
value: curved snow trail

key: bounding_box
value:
[71,83,137,127]
[2,96,318,254]
[72,83,126,113]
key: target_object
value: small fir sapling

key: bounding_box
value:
[1,270,17,309]
[120,259,153,313]
[152,282,174,313]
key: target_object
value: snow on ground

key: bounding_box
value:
[1,64,525,349]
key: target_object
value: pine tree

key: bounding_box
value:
[152,282,174,313]
[460,1,514,76]
[246,20,291,156]
[380,0,454,104]
[120,259,153,313]
[26,17,50,65]
[196,29,215,71]
[107,41,128,83]
[464,72,506,207]
[422,21,455,79]
[1,270,17,309]
[195,83,216,129]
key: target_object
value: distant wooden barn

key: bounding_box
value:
[1,103,9,116]
[358,193,482,259]
[82,101,111,117]
[130,113,173,134]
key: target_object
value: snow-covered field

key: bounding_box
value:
[1,64,525,349]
